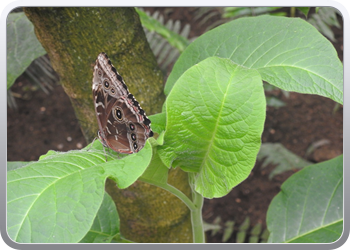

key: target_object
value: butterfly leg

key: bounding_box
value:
[85,137,98,151]
[103,146,119,161]
[103,146,108,162]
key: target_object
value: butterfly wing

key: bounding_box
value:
[92,52,153,154]
[92,82,109,146]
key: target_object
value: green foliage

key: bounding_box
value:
[223,7,286,18]
[307,7,341,42]
[263,80,288,108]
[79,192,120,243]
[7,13,343,243]
[204,216,268,243]
[7,12,47,89]
[158,57,266,198]
[222,220,235,242]
[7,12,58,111]
[136,8,190,72]
[265,96,286,108]
[139,147,169,187]
[236,216,250,243]
[156,15,342,242]
[223,7,341,43]
[7,161,33,171]
[257,143,313,179]
[249,223,262,243]
[260,228,270,243]
[148,112,166,134]
[297,7,311,17]
[165,16,343,105]
[203,216,221,236]
[267,155,343,243]
[136,8,190,52]
[7,141,152,243]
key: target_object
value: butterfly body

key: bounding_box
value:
[92,52,153,154]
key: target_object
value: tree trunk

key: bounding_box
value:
[24,7,193,243]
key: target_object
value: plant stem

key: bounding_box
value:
[290,7,296,17]
[190,188,205,243]
[140,173,206,243]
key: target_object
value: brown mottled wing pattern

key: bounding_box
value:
[92,52,153,154]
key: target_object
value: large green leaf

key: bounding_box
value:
[7,140,152,243]
[158,57,266,198]
[79,192,119,243]
[7,12,47,89]
[267,155,343,243]
[165,15,343,104]
[148,112,166,134]
[7,161,33,171]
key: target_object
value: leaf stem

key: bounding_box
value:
[139,177,197,211]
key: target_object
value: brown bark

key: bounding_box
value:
[106,168,193,243]
[24,7,192,243]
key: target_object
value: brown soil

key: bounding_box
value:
[7,7,343,243]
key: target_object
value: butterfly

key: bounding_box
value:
[92,52,153,154]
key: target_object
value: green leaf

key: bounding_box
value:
[249,235,259,243]
[7,161,33,171]
[267,155,343,243]
[251,223,262,236]
[236,231,246,243]
[236,217,250,243]
[307,7,341,42]
[148,112,166,134]
[239,216,250,231]
[102,141,153,189]
[7,12,47,89]
[165,15,343,105]
[297,7,310,17]
[260,228,270,242]
[249,223,262,243]
[203,219,221,235]
[7,152,106,243]
[257,143,313,179]
[158,57,266,198]
[222,220,235,242]
[139,149,169,186]
[147,132,165,149]
[135,8,189,52]
[7,140,152,243]
[79,192,119,243]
